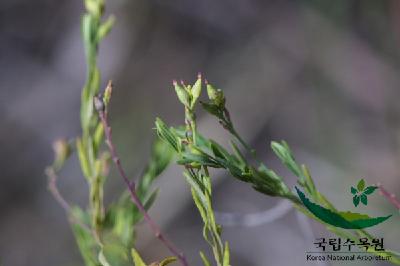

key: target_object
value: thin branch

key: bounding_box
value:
[46,167,92,233]
[377,183,400,210]
[94,91,188,266]
[215,199,292,227]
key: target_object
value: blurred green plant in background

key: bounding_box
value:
[46,0,178,265]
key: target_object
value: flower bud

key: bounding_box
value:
[191,73,202,107]
[173,80,190,107]
[84,0,104,16]
[94,95,105,112]
[52,138,71,170]
[103,80,113,106]
[206,82,225,107]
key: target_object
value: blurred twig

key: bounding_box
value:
[45,167,92,233]
[377,183,400,210]
[215,199,292,227]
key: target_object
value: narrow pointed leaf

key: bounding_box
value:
[271,141,301,177]
[144,189,159,211]
[199,251,211,266]
[97,15,115,41]
[210,140,230,160]
[200,102,222,118]
[131,249,146,266]
[155,118,179,152]
[223,242,230,266]
[159,256,177,266]
[230,140,247,166]
[98,249,112,266]
[76,138,92,178]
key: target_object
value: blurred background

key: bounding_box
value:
[1,0,400,265]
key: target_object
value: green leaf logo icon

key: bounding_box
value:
[296,187,391,229]
[353,194,360,207]
[357,179,365,191]
[350,179,377,207]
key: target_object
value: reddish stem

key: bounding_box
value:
[96,95,188,266]
[377,183,400,210]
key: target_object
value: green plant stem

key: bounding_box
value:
[95,94,188,266]
[174,76,229,266]
[202,166,224,265]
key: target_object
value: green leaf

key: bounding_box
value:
[351,186,357,195]
[98,249,112,266]
[199,251,211,266]
[90,67,101,95]
[360,194,368,205]
[159,256,177,266]
[201,102,222,118]
[357,179,365,191]
[143,189,159,211]
[70,207,98,266]
[108,194,138,245]
[301,165,316,195]
[183,172,207,208]
[363,186,378,195]
[155,118,180,152]
[93,122,104,153]
[131,249,146,266]
[137,138,174,198]
[223,242,230,266]
[80,66,100,132]
[209,140,230,160]
[191,187,208,224]
[174,127,210,149]
[82,14,94,54]
[271,141,301,177]
[76,138,92,178]
[230,140,247,166]
[353,195,360,207]
[252,173,287,197]
[97,15,115,41]
[178,152,220,168]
